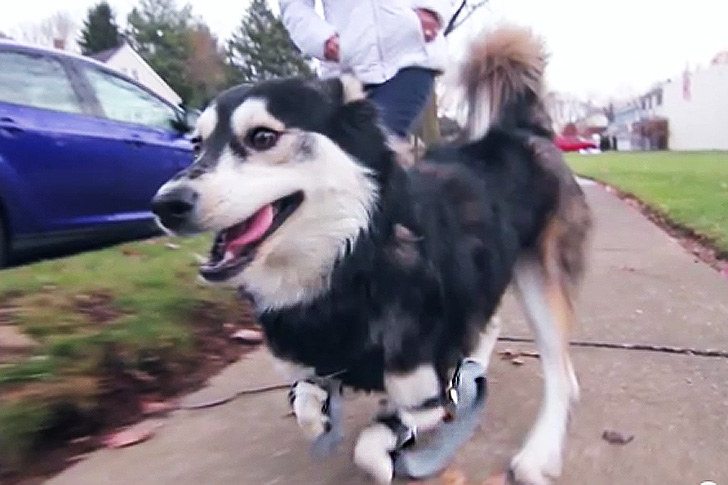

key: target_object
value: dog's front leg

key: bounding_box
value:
[288,379,334,440]
[273,359,339,444]
[354,365,446,484]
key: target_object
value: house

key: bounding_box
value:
[607,53,728,151]
[657,59,728,151]
[607,93,659,151]
[90,41,182,106]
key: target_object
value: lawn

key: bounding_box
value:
[0,235,255,473]
[567,151,728,254]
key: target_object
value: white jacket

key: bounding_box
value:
[279,0,453,85]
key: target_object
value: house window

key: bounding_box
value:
[656,91,663,106]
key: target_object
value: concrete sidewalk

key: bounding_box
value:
[47,184,728,485]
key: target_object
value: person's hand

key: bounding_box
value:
[324,34,340,62]
[414,9,441,42]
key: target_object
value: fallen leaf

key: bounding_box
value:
[165,243,180,250]
[602,429,634,445]
[231,328,264,344]
[141,400,176,416]
[510,358,525,366]
[520,350,540,359]
[498,349,516,359]
[103,421,162,449]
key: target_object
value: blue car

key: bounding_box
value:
[0,40,195,266]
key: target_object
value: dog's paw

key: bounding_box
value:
[508,434,563,485]
[354,423,396,484]
[289,380,331,440]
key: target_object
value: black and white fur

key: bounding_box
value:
[152,26,592,485]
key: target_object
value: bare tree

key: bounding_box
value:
[416,0,489,147]
[185,24,227,107]
[18,11,79,50]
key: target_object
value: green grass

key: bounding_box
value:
[567,151,728,253]
[0,235,248,468]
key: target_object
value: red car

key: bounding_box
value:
[554,135,597,152]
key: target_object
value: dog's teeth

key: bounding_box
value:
[223,251,235,262]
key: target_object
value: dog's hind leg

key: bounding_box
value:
[508,221,581,485]
[354,365,447,484]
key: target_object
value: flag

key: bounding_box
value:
[682,69,691,101]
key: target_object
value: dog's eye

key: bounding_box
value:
[246,127,280,151]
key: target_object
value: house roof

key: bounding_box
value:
[89,45,122,62]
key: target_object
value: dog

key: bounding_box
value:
[151,26,592,484]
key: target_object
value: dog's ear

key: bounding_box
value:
[316,74,366,106]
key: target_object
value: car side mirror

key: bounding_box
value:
[170,109,192,134]
[171,107,201,134]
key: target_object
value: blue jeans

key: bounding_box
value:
[365,67,436,138]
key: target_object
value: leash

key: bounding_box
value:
[497,336,728,359]
[183,334,728,413]
[182,334,728,413]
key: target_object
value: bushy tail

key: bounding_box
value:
[459,26,552,140]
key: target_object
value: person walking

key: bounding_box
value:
[279,1,453,138]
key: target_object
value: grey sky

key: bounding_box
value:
[2,0,726,101]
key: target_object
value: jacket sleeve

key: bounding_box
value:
[279,0,337,60]
[410,0,454,27]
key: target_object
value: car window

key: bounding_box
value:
[0,51,82,114]
[83,67,177,130]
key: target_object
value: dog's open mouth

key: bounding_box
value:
[200,191,304,281]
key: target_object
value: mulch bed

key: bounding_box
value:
[0,300,263,485]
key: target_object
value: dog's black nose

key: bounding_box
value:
[151,185,198,232]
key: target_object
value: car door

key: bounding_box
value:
[74,62,193,221]
[0,48,123,236]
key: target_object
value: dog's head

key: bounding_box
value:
[151,75,392,311]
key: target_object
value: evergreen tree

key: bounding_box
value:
[226,0,313,84]
[78,2,121,55]
[126,0,195,104]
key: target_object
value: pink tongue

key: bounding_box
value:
[227,205,274,254]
